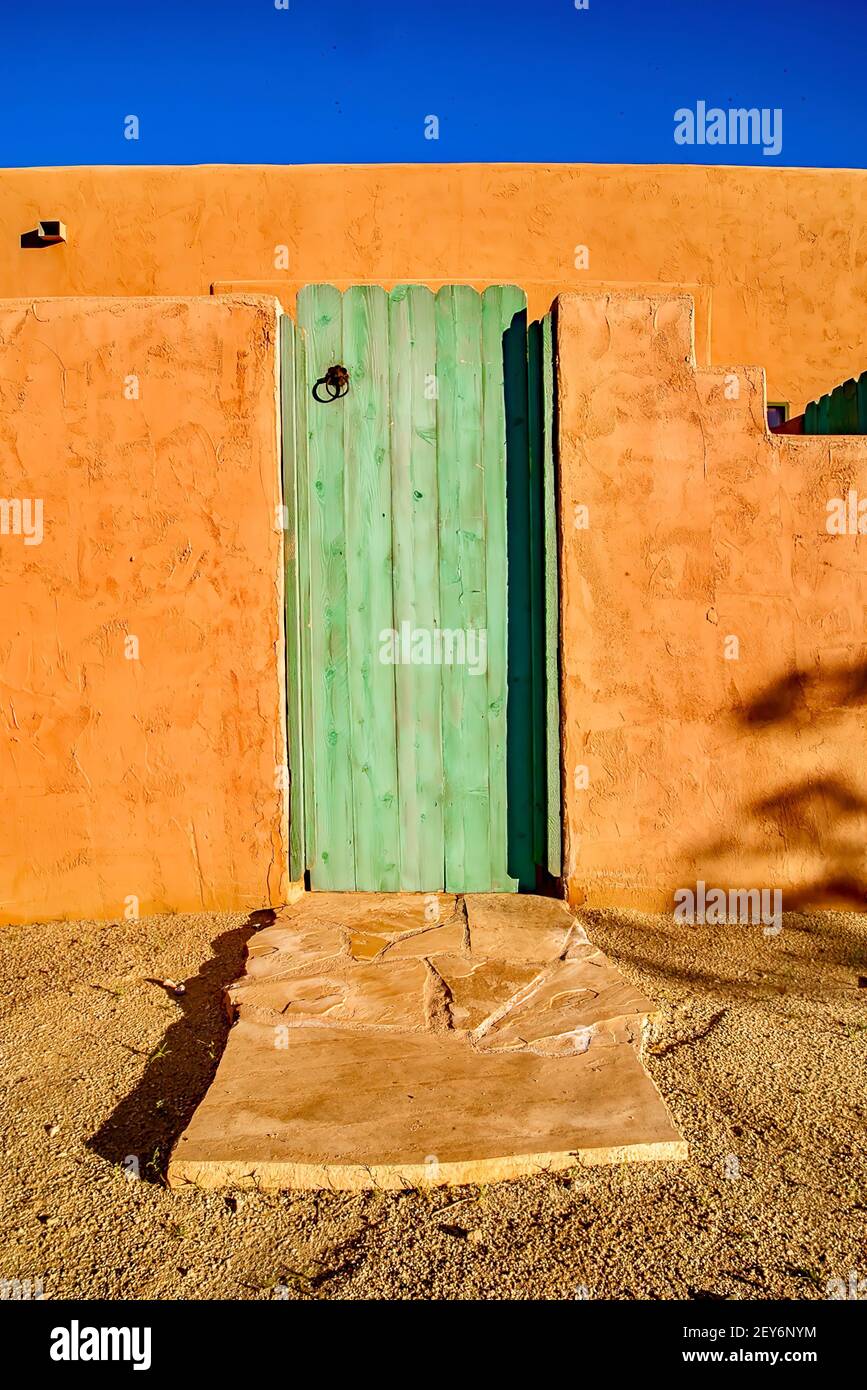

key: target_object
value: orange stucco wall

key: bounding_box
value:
[3,163,867,412]
[558,291,867,912]
[0,295,288,924]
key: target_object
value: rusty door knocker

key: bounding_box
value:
[312,364,350,402]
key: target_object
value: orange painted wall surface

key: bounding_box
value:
[558,292,867,912]
[3,163,867,412]
[0,295,288,924]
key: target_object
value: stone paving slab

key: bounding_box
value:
[168,893,687,1190]
[473,953,656,1056]
[464,893,577,963]
[169,1021,685,1189]
[427,955,543,1032]
[233,958,429,1031]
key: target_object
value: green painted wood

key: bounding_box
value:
[526,319,548,869]
[436,285,491,892]
[389,285,444,890]
[541,312,562,878]
[832,378,859,432]
[503,306,536,890]
[828,383,846,432]
[296,284,355,889]
[818,393,831,433]
[845,378,860,431]
[280,313,306,881]
[482,286,523,891]
[858,373,867,432]
[805,375,867,435]
[289,282,526,893]
[293,322,316,867]
[342,286,400,890]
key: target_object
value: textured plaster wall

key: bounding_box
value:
[0,295,288,925]
[558,292,867,912]
[3,163,867,411]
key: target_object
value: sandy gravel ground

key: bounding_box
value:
[1,904,865,1301]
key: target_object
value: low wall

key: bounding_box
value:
[0,295,288,924]
[5,285,865,922]
[558,291,867,912]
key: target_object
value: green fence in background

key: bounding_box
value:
[804,373,867,434]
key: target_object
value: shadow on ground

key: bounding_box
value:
[583,905,867,1008]
[87,909,273,1182]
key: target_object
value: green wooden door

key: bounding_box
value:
[282,284,559,893]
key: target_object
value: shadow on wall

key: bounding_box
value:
[504,307,561,896]
[87,910,274,1183]
[687,659,867,912]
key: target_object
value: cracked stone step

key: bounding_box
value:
[472,952,656,1056]
[425,955,544,1032]
[230,958,429,1031]
[169,1019,687,1191]
[168,893,687,1190]
[464,893,576,963]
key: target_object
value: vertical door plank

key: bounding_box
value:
[503,305,536,890]
[342,286,400,890]
[818,393,831,433]
[541,311,562,878]
[527,319,548,869]
[837,378,859,432]
[294,322,316,867]
[482,286,524,891]
[296,284,355,889]
[280,313,306,881]
[436,285,491,892]
[389,285,444,889]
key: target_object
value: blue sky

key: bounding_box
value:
[1,0,864,168]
